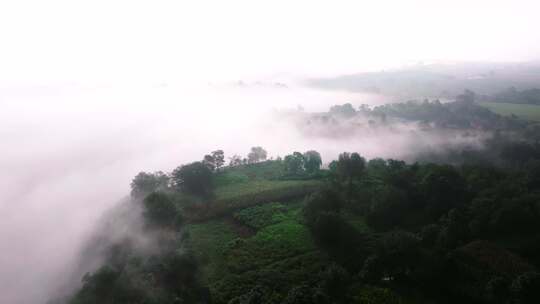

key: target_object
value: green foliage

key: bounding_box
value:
[318,263,350,298]
[366,186,411,231]
[227,285,277,304]
[359,231,426,285]
[214,171,250,187]
[303,189,343,224]
[480,101,540,122]
[282,150,323,178]
[350,285,403,304]
[74,142,540,304]
[493,87,540,105]
[341,211,371,233]
[220,160,285,181]
[252,221,314,253]
[336,152,365,183]
[186,200,328,304]
[172,161,214,196]
[212,150,225,170]
[71,250,206,304]
[225,221,316,275]
[304,189,373,270]
[233,203,288,230]
[248,146,268,164]
[284,152,305,176]
[142,192,182,228]
[203,149,226,171]
[283,284,329,304]
[186,180,321,221]
[303,150,322,174]
[372,98,512,130]
[500,141,540,165]
[376,231,424,281]
[186,220,238,282]
[70,266,144,304]
[130,171,169,198]
[215,180,319,202]
[212,252,328,304]
[335,152,366,201]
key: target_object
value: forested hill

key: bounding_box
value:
[62,102,540,304]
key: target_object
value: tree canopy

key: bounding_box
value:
[247,146,268,164]
[303,150,322,174]
[130,171,169,198]
[171,161,213,196]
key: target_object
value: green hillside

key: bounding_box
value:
[478,101,540,121]
[69,104,540,304]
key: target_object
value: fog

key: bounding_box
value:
[1,0,539,303]
[1,83,389,303]
[1,82,486,303]
[0,83,478,304]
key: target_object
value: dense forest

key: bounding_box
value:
[62,95,540,304]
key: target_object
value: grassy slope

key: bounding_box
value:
[215,160,286,184]
[186,199,373,303]
[478,101,540,121]
[183,179,322,221]
[185,161,374,303]
[183,161,323,221]
[185,219,238,283]
[187,202,329,303]
[214,180,321,201]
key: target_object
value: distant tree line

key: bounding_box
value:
[491,87,540,105]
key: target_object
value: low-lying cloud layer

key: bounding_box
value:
[1,83,486,303]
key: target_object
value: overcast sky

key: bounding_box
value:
[0,0,539,85]
[1,2,539,303]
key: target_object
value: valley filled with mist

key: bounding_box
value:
[2,1,540,304]
[1,83,388,303]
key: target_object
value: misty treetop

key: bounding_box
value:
[303,150,323,174]
[247,146,268,164]
[203,150,225,172]
[172,161,214,197]
[130,171,169,198]
[302,95,525,136]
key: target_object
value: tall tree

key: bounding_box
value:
[336,152,366,197]
[247,146,267,164]
[171,162,213,197]
[130,171,169,198]
[202,154,216,171]
[211,150,225,170]
[284,152,305,176]
[228,154,242,167]
[303,150,322,174]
